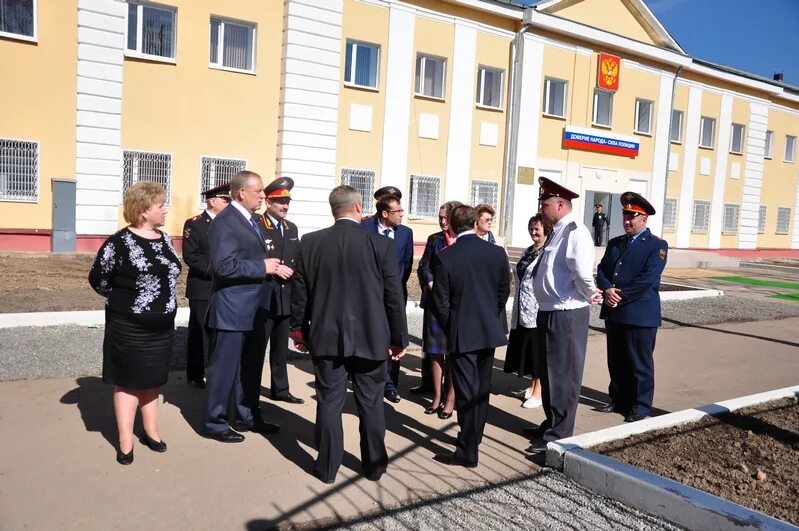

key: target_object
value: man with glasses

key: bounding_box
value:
[363,186,414,403]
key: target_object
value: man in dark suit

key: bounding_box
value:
[203,170,286,442]
[291,185,408,484]
[362,186,413,404]
[596,192,668,423]
[431,205,510,468]
[592,203,608,246]
[181,183,230,388]
[241,177,304,415]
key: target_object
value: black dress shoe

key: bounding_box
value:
[271,393,305,405]
[139,432,167,452]
[433,453,477,468]
[187,378,206,389]
[595,402,616,413]
[424,404,441,415]
[385,391,401,404]
[437,409,453,420]
[525,440,549,454]
[116,447,133,465]
[624,413,649,423]
[409,385,433,395]
[521,425,548,439]
[313,470,335,484]
[203,428,245,443]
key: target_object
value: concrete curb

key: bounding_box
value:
[545,385,799,531]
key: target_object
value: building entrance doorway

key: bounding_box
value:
[583,191,624,246]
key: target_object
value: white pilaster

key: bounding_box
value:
[75,0,126,235]
[739,102,768,249]
[707,93,733,248]
[278,0,343,234]
[649,72,675,236]
[792,176,799,249]
[676,85,702,248]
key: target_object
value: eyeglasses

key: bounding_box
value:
[481,217,495,223]
[388,209,404,214]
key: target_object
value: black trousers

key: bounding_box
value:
[313,356,388,481]
[239,309,269,424]
[537,307,589,441]
[605,322,657,416]
[186,299,209,381]
[265,313,291,397]
[593,227,603,246]
[204,329,252,433]
[450,348,495,464]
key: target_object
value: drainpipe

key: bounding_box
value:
[501,19,532,243]
[662,65,683,224]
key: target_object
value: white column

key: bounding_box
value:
[648,72,675,236]
[278,0,343,234]
[739,102,768,249]
[675,85,702,248]
[443,21,477,202]
[792,175,799,249]
[707,93,733,248]
[75,0,126,235]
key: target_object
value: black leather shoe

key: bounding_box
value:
[409,385,433,395]
[385,391,401,404]
[271,393,304,405]
[116,447,133,465]
[187,378,206,389]
[624,413,649,423]
[596,402,624,413]
[139,432,167,452]
[521,425,548,439]
[525,440,549,454]
[433,453,477,469]
[203,428,245,443]
[313,469,335,484]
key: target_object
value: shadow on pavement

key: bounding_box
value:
[662,317,799,348]
[59,376,118,449]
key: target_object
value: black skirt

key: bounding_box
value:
[102,308,175,389]
[503,326,540,378]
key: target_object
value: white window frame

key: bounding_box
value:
[785,135,797,163]
[776,207,791,234]
[209,17,256,74]
[592,89,613,128]
[0,137,39,202]
[125,1,177,63]
[542,77,568,118]
[691,200,710,233]
[722,203,740,233]
[340,168,376,215]
[729,123,745,155]
[122,150,173,205]
[408,174,441,219]
[764,130,774,159]
[670,109,683,144]
[699,116,716,149]
[0,0,37,42]
[198,156,246,208]
[415,53,446,100]
[662,197,677,230]
[475,65,504,110]
[758,205,767,234]
[344,39,380,90]
[634,98,654,135]
[471,180,499,211]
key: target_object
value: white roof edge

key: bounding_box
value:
[448,0,523,19]
[629,0,685,53]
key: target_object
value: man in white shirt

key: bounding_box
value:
[527,177,602,453]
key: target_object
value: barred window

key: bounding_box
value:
[0,0,35,39]
[0,138,38,201]
[662,198,677,230]
[691,200,710,232]
[471,180,498,211]
[127,2,176,60]
[210,18,256,72]
[722,203,739,232]
[776,207,791,235]
[123,150,172,204]
[408,175,440,219]
[340,168,376,215]
[758,206,767,234]
[199,157,245,207]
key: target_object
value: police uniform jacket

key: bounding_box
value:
[596,228,668,328]
[182,211,213,301]
[258,213,299,316]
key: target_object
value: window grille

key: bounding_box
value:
[691,200,710,232]
[0,138,38,201]
[722,203,739,232]
[408,175,440,219]
[340,168,376,215]
[699,116,715,148]
[199,157,245,207]
[670,110,683,143]
[415,54,446,99]
[758,206,767,234]
[0,0,35,38]
[471,180,498,211]
[344,40,379,88]
[210,18,255,72]
[634,98,653,135]
[542,77,567,117]
[592,89,613,127]
[476,66,503,108]
[730,123,745,154]
[662,198,677,230]
[123,150,172,204]
[127,2,176,59]
[776,207,791,234]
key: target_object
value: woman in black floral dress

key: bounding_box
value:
[89,181,181,465]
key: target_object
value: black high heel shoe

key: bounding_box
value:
[139,432,167,453]
[438,408,453,420]
[424,404,442,415]
[116,447,134,465]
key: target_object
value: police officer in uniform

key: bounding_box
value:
[592,203,608,246]
[181,183,230,388]
[596,192,668,422]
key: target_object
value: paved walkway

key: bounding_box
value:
[1,314,797,530]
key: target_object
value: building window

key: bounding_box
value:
[699,116,716,148]
[408,174,440,219]
[340,168,375,215]
[722,203,739,232]
[691,200,710,232]
[476,66,503,109]
[785,135,797,163]
[634,98,654,135]
[127,2,177,60]
[542,77,567,117]
[210,18,256,72]
[776,207,791,234]
[344,40,379,89]
[592,89,613,127]
[123,150,172,204]
[662,198,677,230]
[765,130,774,159]
[199,157,245,207]
[670,110,683,143]
[0,0,35,40]
[471,180,499,211]
[415,54,446,99]
[730,123,745,154]
[0,138,38,201]
[758,205,767,234]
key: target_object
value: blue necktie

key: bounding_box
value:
[249,216,261,238]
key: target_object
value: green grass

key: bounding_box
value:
[770,293,799,302]
[711,276,799,290]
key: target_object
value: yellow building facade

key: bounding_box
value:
[1,0,798,252]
